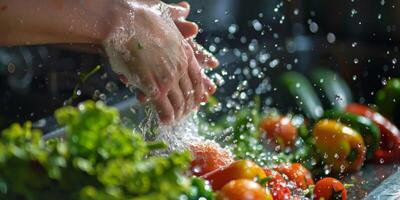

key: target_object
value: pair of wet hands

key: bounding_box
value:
[104,1,218,124]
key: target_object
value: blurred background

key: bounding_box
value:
[0,0,399,129]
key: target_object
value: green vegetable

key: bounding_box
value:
[220,107,264,161]
[376,78,400,126]
[65,65,102,106]
[281,72,324,120]
[310,68,353,110]
[321,110,380,159]
[185,177,215,200]
[0,101,214,200]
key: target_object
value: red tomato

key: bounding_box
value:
[313,177,347,200]
[189,141,234,176]
[260,116,298,150]
[346,103,400,163]
[202,160,266,190]
[217,179,273,200]
[274,163,314,190]
[263,168,291,200]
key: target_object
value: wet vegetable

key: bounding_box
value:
[0,101,214,200]
[189,141,233,176]
[281,72,324,120]
[313,177,347,200]
[186,177,216,200]
[260,116,298,150]
[216,179,273,200]
[310,68,353,110]
[202,160,266,190]
[322,110,380,159]
[376,78,400,125]
[273,163,314,190]
[345,103,400,163]
[313,119,366,174]
[263,168,292,200]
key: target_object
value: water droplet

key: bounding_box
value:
[309,22,319,33]
[350,9,358,17]
[252,19,263,31]
[7,63,16,73]
[327,33,336,43]
[269,59,280,68]
[228,24,239,34]
[106,81,118,93]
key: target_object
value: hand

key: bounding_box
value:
[105,1,214,124]
[135,2,219,110]
[169,2,219,68]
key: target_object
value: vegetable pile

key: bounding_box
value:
[194,70,400,200]
[0,69,399,200]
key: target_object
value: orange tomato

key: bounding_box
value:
[202,160,266,190]
[217,179,273,200]
[260,116,298,150]
[313,177,347,200]
[263,168,291,200]
[189,141,234,176]
[274,163,314,190]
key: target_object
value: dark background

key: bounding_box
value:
[1,0,400,128]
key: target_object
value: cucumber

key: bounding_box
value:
[281,72,324,120]
[310,68,353,110]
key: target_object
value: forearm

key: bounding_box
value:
[0,0,115,46]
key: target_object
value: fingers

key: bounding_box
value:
[167,87,186,120]
[153,96,175,124]
[175,20,198,38]
[187,49,206,104]
[179,72,195,114]
[135,67,161,99]
[169,1,190,20]
[202,75,217,96]
[187,39,220,68]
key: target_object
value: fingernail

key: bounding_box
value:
[179,1,190,9]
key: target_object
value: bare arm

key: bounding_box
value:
[0,0,218,124]
[0,0,114,46]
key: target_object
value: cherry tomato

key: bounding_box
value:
[274,163,314,190]
[263,168,291,200]
[260,116,298,150]
[346,103,400,163]
[202,160,266,190]
[313,177,347,200]
[313,119,366,174]
[189,141,234,176]
[217,179,273,200]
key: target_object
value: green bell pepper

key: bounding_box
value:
[376,78,400,126]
